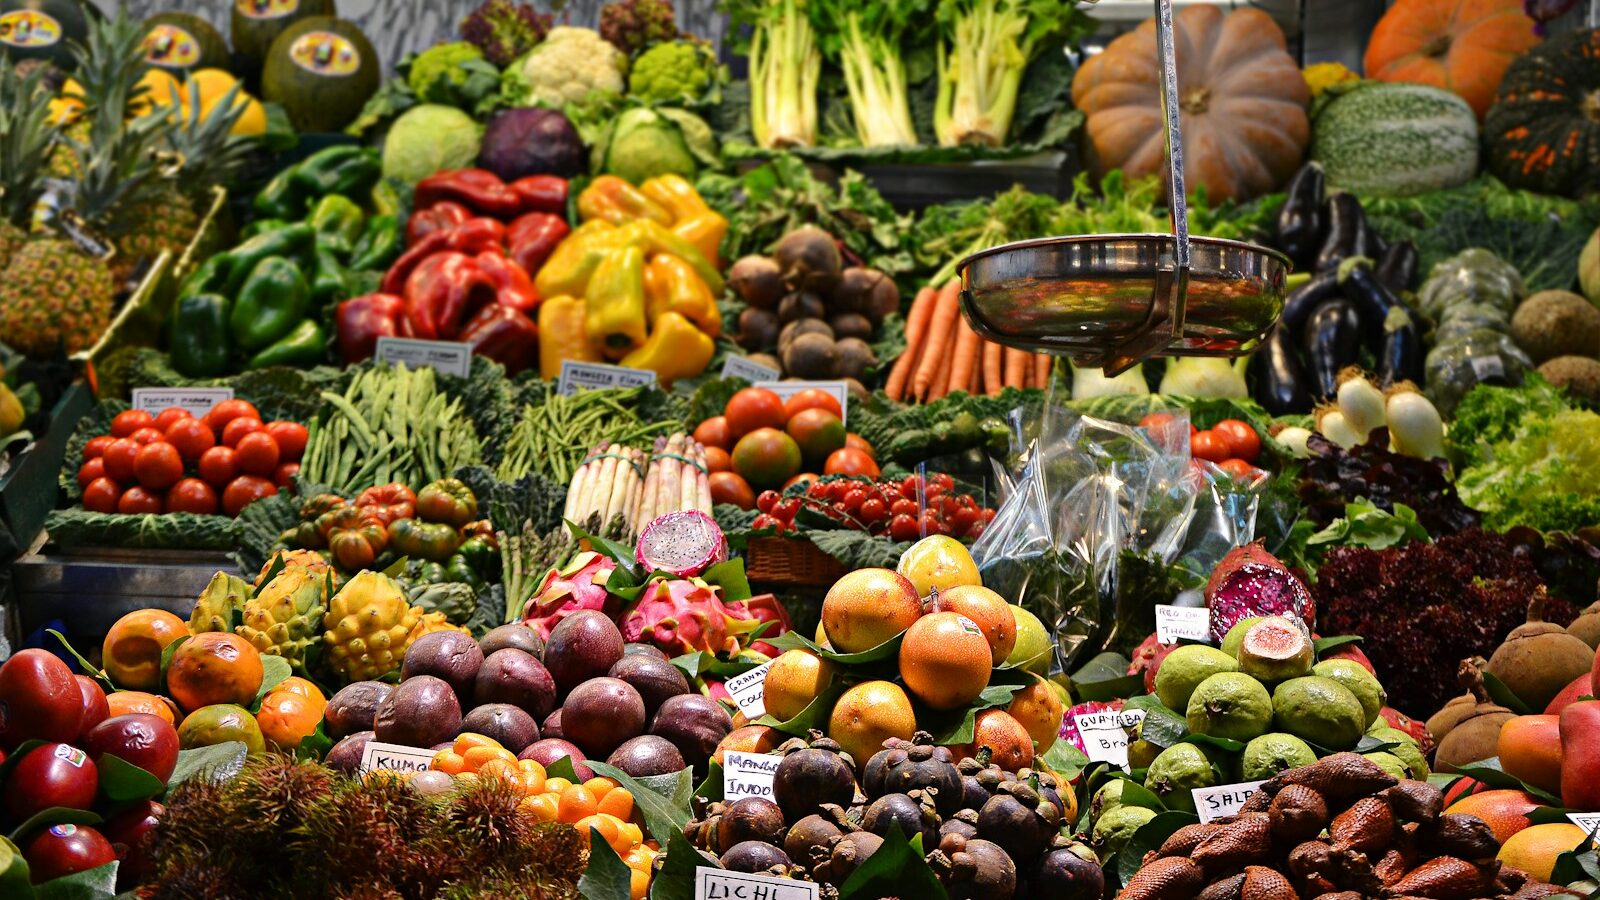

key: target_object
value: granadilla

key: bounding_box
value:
[1204,543,1316,643]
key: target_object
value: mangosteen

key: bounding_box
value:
[718,797,788,850]
[876,732,962,816]
[940,810,979,844]
[720,840,792,873]
[1033,839,1106,900]
[773,226,842,293]
[729,255,784,309]
[479,623,545,659]
[861,792,938,849]
[772,733,857,823]
[813,831,882,886]
[606,735,686,777]
[783,814,844,871]
[976,779,1059,864]
[738,307,781,351]
[937,835,1017,900]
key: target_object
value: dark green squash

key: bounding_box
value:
[1485,28,1600,197]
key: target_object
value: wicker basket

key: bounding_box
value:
[745,536,848,587]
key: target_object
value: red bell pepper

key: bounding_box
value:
[415,169,524,219]
[511,175,569,216]
[403,252,497,340]
[381,218,506,295]
[507,212,570,278]
[406,201,471,246]
[459,304,538,375]
[335,293,405,363]
[475,251,539,315]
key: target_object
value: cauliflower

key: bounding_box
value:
[628,40,713,104]
[407,42,486,104]
[511,26,627,108]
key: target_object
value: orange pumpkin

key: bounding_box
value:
[1071,6,1309,204]
[1364,0,1540,120]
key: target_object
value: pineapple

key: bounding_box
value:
[0,62,59,267]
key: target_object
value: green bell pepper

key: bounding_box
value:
[444,553,483,589]
[246,319,325,369]
[230,256,310,351]
[179,253,229,298]
[170,292,233,377]
[308,194,364,257]
[349,214,401,271]
[370,177,405,219]
[222,223,315,296]
[241,218,290,241]
[387,518,460,562]
[290,145,380,199]
[311,245,349,306]
[254,168,309,220]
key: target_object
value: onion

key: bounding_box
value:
[1315,405,1361,448]
[1274,426,1313,459]
[1335,368,1386,442]
[1385,384,1445,459]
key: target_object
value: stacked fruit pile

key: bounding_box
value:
[753,471,997,541]
[694,385,879,506]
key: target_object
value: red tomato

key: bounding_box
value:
[1138,412,1176,429]
[844,433,875,460]
[824,447,880,478]
[783,389,844,423]
[165,478,219,515]
[724,389,786,441]
[888,513,920,542]
[82,436,114,460]
[1190,430,1230,463]
[263,421,308,462]
[756,490,780,514]
[164,418,215,462]
[1212,419,1261,464]
[152,408,191,431]
[708,471,756,509]
[1219,458,1259,481]
[82,477,120,513]
[101,438,140,484]
[860,496,887,523]
[117,486,163,515]
[272,462,299,488]
[133,442,183,491]
[692,416,731,451]
[782,472,818,492]
[234,432,280,477]
[202,400,260,435]
[220,417,263,448]
[110,410,153,438]
[703,446,732,473]
[197,446,238,488]
[222,476,277,517]
[129,427,165,445]
[77,457,106,490]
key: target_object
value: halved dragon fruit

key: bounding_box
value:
[1204,542,1316,643]
[1057,699,1125,755]
[621,578,755,656]
[1127,632,1179,694]
[636,511,728,578]
[520,551,620,640]
[726,593,794,657]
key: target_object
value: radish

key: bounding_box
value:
[1385,384,1445,460]
[1335,368,1386,442]
[1315,405,1361,449]
[1273,426,1313,459]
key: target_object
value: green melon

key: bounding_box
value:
[1310,83,1480,198]
[260,15,377,134]
[0,0,92,69]
[230,0,333,70]
[141,12,230,75]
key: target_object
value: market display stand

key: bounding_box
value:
[11,544,226,653]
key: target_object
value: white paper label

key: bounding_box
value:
[723,661,772,719]
[1155,605,1212,644]
[359,741,437,774]
[558,361,658,396]
[695,867,819,900]
[1568,812,1600,837]
[752,381,850,424]
[1469,354,1505,382]
[131,387,233,418]
[1073,709,1146,770]
[374,337,473,378]
[722,355,782,382]
[1194,780,1266,823]
[722,750,779,800]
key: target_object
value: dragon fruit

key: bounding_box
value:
[1379,706,1432,753]
[521,551,620,640]
[1057,699,1125,755]
[620,578,759,656]
[1316,637,1376,675]
[635,511,727,577]
[1127,632,1179,694]
[1204,543,1316,643]
[726,592,794,657]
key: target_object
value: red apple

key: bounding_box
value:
[83,714,179,784]
[74,676,109,741]
[100,800,162,886]
[24,823,116,883]
[4,743,99,820]
[0,650,82,747]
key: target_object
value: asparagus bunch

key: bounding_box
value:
[562,442,649,541]
[633,432,713,530]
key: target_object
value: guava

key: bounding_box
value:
[1241,732,1318,781]
[1363,751,1413,780]
[1091,803,1156,860]
[1221,616,1265,659]
[1090,779,1125,819]
[1238,617,1314,684]
[1154,645,1239,712]
[1271,676,1366,750]
[1367,727,1430,778]
[1312,659,1387,727]
[1186,673,1273,742]
[1145,743,1221,813]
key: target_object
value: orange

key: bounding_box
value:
[432,750,467,775]
[257,690,322,751]
[828,680,916,764]
[936,585,1016,665]
[713,725,783,765]
[958,709,1034,772]
[599,787,635,821]
[102,609,190,690]
[270,676,326,705]
[899,612,993,710]
[1498,823,1587,881]
[165,632,263,712]
[583,777,618,798]
[106,690,177,725]
[1445,789,1541,844]
[821,568,922,652]
[557,784,599,824]
[1007,676,1065,754]
[1498,714,1563,796]
[763,649,835,722]
[522,793,559,822]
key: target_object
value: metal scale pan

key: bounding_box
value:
[956,0,1291,376]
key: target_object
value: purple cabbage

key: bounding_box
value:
[477,107,586,181]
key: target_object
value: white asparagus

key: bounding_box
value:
[573,441,609,522]
[562,453,590,521]
[659,433,683,514]
[635,435,666,528]
[622,449,647,539]
[588,452,620,524]
[602,448,636,524]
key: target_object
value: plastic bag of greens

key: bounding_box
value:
[1425,328,1533,417]
[1416,248,1525,323]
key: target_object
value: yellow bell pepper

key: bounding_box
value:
[537,294,603,380]
[621,312,714,385]
[577,176,673,227]
[643,253,720,337]
[619,219,724,295]
[641,174,727,267]
[585,243,649,359]
[534,220,619,299]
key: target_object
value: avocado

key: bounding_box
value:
[230,0,333,72]
[142,12,230,75]
[260,15,377,134]
[0,0,92,69]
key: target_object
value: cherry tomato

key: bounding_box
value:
[118,486,163,515]
[841,488,867,513]
[751,514,781,533]
[152,408,191,432]
[133,441,183,491]
[101,438,140,484]
[221,417,263,448]
[1212,419,1261,464]
[782,389,844,423]
[203,399,261,435]
[772,497,801,522]
[164,418,215,462]
[844,433,874,460]
[859,497,887,523]
[950,506,980,535]
[110,410,153,438]
[82,477,121,513]
[222,476,277,517]
[1138,412,1176,430]
[234,431,281,477]
[756,491,780,514]
[890,497,917,518]
[83,436,114,460]
[888,513,920,542]
[1219,458,1259,481]
[824,448,880,478]
[129,427,166,445]
[197,446,238,488]
[1190,430,1231,463]
[272,462,299,487]
[919,509,945,537]
[165,478,219,515]
[77,457,106,490]
[264,421,308,462]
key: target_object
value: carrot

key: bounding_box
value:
[913,281,961,401]
[885,286,937,401]
[1004,347,1029,389]
[983,340,1003,397]
[929,320,960,400]
[949,316,981,398]
[1035,353,1053,390]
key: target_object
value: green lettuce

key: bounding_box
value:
[1458,405,1600,533]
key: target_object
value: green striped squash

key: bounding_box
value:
[1311,83,1481,198]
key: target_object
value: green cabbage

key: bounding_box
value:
[382,104,482,184]
[593,107,716,185]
